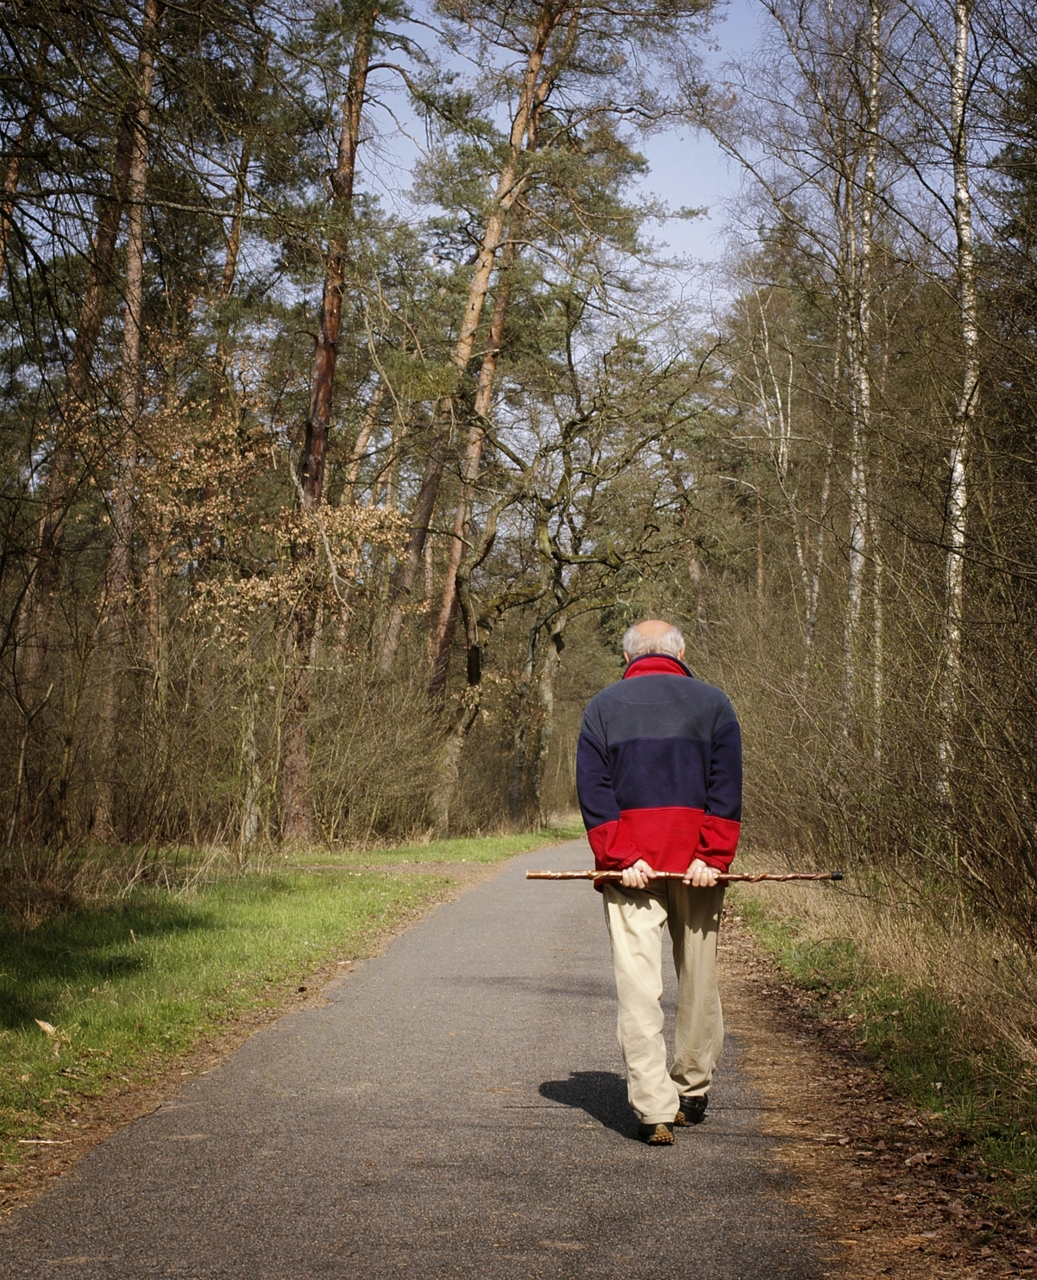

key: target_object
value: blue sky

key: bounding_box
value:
[637,0,764,267]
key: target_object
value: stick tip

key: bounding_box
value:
[830,870,844,881]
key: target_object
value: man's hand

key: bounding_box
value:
[620,858,656,889]
[683,858,719,888]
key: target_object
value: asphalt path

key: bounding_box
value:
[0,839,829,1279]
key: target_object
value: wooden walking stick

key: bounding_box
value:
[525,869,843,883]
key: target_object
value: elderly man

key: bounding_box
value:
[576,619,742,1144]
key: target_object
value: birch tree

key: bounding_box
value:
[937,0,980,797]
[697,0,899,754]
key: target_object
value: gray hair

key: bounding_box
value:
[622,621,685,661]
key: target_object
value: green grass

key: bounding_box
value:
[732,892,1037,1212]
[0,826,581,1167]
[282,826,583,868]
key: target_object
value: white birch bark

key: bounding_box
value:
[937,0,980,798]
[843,0,881,730]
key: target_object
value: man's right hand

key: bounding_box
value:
[619,859,655,889]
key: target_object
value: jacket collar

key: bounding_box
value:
[622,654,692,679]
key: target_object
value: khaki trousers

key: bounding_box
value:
[602,880,725,1125]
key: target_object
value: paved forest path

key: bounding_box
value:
[0,840,829,1279]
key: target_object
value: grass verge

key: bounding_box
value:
[731,883,1037,1215]
[0,826,580,1169]
[280,828,581,868]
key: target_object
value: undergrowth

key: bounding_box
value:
[733,891,1037,1214]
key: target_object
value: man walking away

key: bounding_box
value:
[576,619,742,1144]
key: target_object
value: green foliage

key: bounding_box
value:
[0,872,422,1161]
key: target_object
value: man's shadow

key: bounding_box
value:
[538,1071,638,1139]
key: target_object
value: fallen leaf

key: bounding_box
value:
[898,1235,931,1250]
[35,1020,56,1036]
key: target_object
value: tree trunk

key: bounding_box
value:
[377,440,447,670]
[870,501,884,766]
[298,5,376,514]
[803,439,833,665]
[68,115,137,405]
[239,666,262,856]
[937,0,980,798]
[843,1,880,723]
[282,3,377,841]
[0,36,49,291]
[96,0,161,839]
[508,625,538,826]
[19,113,136,684]
[427,242,516,700]
[146,537,165,710]
[426,490,519,837]
[530,616,565,825]
[280,623,312,842]
[803,320,843,681]
[754,454,765,624]
[343,378,387,502]
[430,687,482,839]
[378,0,570,675]
[210,38,269,419]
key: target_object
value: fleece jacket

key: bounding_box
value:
[575,653,742,874]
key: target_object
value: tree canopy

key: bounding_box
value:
[3,0,1037,947]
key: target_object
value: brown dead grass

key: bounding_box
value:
[735,854,1037,1083]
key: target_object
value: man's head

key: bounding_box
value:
[622,618,685,665]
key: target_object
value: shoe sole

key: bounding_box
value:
[639,1123,675,1144]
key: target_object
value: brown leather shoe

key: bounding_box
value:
[638,1122,675,1144]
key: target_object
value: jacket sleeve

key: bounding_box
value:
[695,705,742,872]
[576,723,641,871]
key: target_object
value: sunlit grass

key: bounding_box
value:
[281,825,584,868]
[0,826,582,1167]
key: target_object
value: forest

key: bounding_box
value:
[2,0,1036,955]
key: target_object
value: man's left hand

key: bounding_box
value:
[683,858,719,887]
